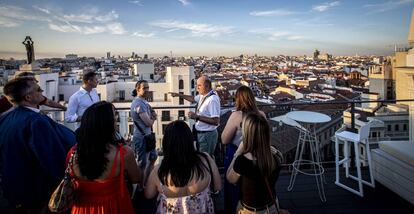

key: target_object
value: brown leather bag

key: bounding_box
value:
[48,148,76,213]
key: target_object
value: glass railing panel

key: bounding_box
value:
[43,99,413,168]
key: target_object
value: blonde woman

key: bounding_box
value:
[221,86,266,213]
[227,113,289,214]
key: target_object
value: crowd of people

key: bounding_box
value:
[0,72,289,214]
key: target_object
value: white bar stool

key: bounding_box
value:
[334,122,375,197]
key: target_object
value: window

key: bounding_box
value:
[395,124,399,131]
[387,125,391,132]
[164,93,168,101]
[162,124,168,135]
[191,79,195,89]
[150,74,154,80]
[52,96,55,101]
[179,79,184,89]
[59,94,64,101]
[119,90,125,101]
[403,124,407,131]
[161,111,170,121]
[115,111,120,122]
[372,132,377,138]
[178,110,185,120]
[179,92,184,105]
[146,91,153,102]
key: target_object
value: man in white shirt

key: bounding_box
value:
[65,72,100,127]
[170,75,220,157]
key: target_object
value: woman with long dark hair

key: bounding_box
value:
[145,120,221,213]
[221,85,266,213]
[70,101,141,214]
[227,113,288,214]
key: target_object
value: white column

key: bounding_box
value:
[119,111,129,138]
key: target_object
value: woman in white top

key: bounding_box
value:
[221,85,266,213]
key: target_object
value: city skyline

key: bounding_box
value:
[1,0,414,59]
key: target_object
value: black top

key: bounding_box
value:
[233,153,282,208]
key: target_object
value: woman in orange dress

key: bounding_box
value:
[69,101,142,214]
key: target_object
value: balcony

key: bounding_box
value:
[42,99,414,212]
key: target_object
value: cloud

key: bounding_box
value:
[132,31,155,38]
[48,23,80,33]
[0,5,127,35]
[0,5,50,24]
[50,9,125,35]
[33,6,50,14]
[151,20,234,37]
[249,9,296,17]
[312,1,340,12]
[128,1,143,6]
[294,17,334,27]
[249,28,304,41]
[106,23,126,35]
[63,10,119,23]
[0,17,21,27]
[178,0,190,6]
[49,22,126,35]
[364,0,414,14]
[287,35,304,41]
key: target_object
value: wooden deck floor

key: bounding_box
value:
[274,167,413,214]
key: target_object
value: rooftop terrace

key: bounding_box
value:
[3,99,413,213]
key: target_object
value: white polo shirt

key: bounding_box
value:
[194,91,220,131]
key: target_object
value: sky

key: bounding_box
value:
[0,0,414,59]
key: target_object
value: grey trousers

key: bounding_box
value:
[197,129,218,157]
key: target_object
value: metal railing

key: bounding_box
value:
[45,99,414,168]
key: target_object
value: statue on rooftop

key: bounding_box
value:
[22,36,35,64]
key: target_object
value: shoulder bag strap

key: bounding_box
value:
[200,153,215,193]
[264,152,282,213]
[67,146,76,177]
[196,91,215,114]
[264,177,280,214]
[133,120,146,135]
[134,102,154,134]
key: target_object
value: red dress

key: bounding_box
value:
[70,146,135,214]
